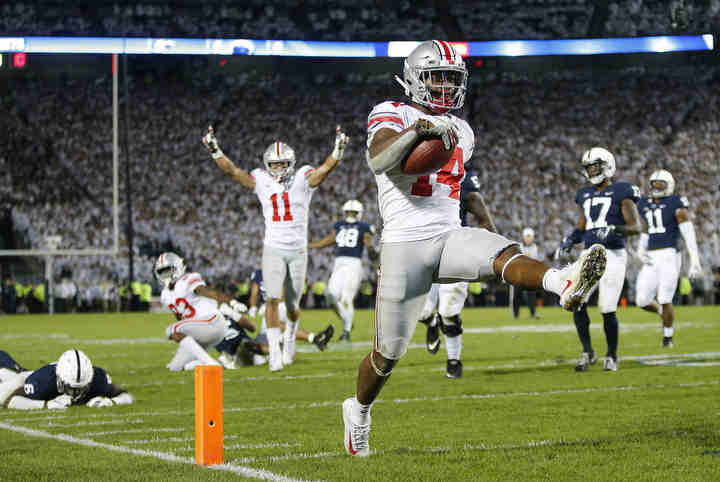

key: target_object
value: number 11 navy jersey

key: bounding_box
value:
[333,221,373,258]
[637,195,688,250]
[575,181,640,249]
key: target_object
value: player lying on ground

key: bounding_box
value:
[308,199,377,342]
[635,169,703,347]
[155,252,252,371]
[343,40,608,457]
[0,349,134,409]
[205,124,348,371]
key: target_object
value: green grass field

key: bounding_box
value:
[1,306,719,481]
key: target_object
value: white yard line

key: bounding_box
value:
[126,435,238,445]
[79,427,185,436]
[177,442,301,452]
[0,422,309,482]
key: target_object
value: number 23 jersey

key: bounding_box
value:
[160,273,217,320]
[251,166,316,250]
[575,181,640,249]
[367,101,475,243]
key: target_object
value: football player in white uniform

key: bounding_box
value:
[155,252,249,371]
[342,40,608,457]
[309,199,377,341]
[635,169,702,347]
[205,126,348,371]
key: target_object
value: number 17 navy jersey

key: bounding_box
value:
[575,181,640,249]
[637,195,688,250]
[334,221,373,258]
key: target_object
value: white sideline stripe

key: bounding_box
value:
[7,379,717,425]
[80,427,185,436]
[126,435,238,445]
[179,442,301,452]
[0,422,308,482]
[44,419,146,428]
[463,321,712,334]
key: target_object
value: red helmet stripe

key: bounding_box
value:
[276,142,280,157]
[439,40,454,64]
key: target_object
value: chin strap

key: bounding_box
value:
[394,75,411,96]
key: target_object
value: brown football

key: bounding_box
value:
[402,139,454,175]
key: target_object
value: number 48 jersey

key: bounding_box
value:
[334,221,374,258]
[637,195,688,250]
[367,101,475,243]
[575,181,640,249]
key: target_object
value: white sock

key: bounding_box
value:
[657,304,663,315]
[307,333,315,344]
[542,268,564,295]
[183,360,204,371]
[351,396,372,425]
[338,299,354,333]
[664,327,674,337]
[445,334,462,360]
[179,336,219,366]
[283,321,299,345]
[267,327,282,352]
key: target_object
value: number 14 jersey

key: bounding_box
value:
[367,101,475,243]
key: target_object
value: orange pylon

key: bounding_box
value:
[195,365,223,465]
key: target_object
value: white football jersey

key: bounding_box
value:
[251,166,315,250]
[366,101,475,243]
[160,272,218,320]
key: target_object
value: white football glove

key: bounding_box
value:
[47,394,72,409]
[219,302,241,322]
[230,299,247,314]
[414,115,457,150]
[86,396,114,408]
[639,253,653,265]
[202,125,224,160]
[331,125,349,161]
[248,306,258,318]
[688,260,703,280]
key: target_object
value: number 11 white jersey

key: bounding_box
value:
[251,166,316,250]
[367,101,475,243]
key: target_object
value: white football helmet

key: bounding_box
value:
[581,147,616,185]
[154,252,186,286]
[56,349,94,402]
[522,228,535,239]
[263,141,296,181]
[342,199,363,223]
[649,169,675,198]
[395,40,468,113]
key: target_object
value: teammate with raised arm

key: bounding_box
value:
[1,349,134,410]
[204,126,348,371]
[557,147,642,372]
[418,170,497,378]
[342,40,607,456]
[156,252,251,371]
[635,169,703,347]
[309,199,377,342]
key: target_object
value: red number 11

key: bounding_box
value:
[270,192,293,222]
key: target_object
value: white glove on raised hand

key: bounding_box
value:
[688,260,703,280]
[86,396,114,408]
[47,394,72,409]
[202,125,224,159]
[331,125,349,161]
[414,115,457,150]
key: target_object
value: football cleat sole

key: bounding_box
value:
[561,244,607,312]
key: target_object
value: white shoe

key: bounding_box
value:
[282,340,296,366]
[252,354,267,366]
[558,244,607,311]
[269,345,284,372]
[603,356,618,371]
[218,353,237,370]
[342,398,371,457]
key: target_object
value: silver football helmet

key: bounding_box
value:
[649,169,675,198]
[154,252,186,286]
[56,349,94,402]
[581,147,616,185]
[395,40,468,113]
[263,141,296,181]
[342,199,363,223]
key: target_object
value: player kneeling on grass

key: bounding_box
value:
[155,252,253,371]
[0,349,134,410]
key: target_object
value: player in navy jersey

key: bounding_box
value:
[558,147,642,372]
[0,349,134,410]
[418,170,497,378]
[309,200,377,342]
[635,169,703,347]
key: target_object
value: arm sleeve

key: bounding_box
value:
[679,221,700,263]
[637,233,649,255]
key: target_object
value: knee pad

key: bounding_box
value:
[440,315,463,337]
[369,351,396,377]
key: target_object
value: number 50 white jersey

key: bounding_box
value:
[251,166,316,250]
[367,101,475,243]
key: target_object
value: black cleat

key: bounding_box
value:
[446,359,463,379]
[313,324,334,351]
[338,330,351,342]
[426,314,441,355]
[574,351,597,372]
[662,336,674,348]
